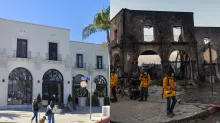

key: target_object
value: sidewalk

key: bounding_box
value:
[110,86,219,123]
[0,106,105,123]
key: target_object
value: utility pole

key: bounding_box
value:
[208,42,214,100]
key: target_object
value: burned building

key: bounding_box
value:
[110,8,220,84]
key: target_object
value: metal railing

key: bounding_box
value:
[74,62,87,69]
[46,53,62,61]
[13,50,31,59]
[95,64,106,70]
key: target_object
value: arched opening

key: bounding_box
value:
[8,67,33,105]
[73,74,88,105]
[42,69,64,105]
[203,48,217,83]
[138,50,162,82]
[169,50,191,80]
[93,75,107,97]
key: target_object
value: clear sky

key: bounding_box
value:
[111,0,220,65]
[0,0,109,44]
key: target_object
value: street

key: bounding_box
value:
[189,111,220,123]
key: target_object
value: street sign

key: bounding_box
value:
[86,81,96,92]
[80,81,87,88]
[81,76,90,81]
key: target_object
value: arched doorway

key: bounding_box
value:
[169,50,191,81]
[8,67,33,105]
[73,74,88,105]
[138,50,162,82]
[42,69,64,104]
[93,75,107,97]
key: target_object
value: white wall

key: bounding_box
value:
[0,18,71,108]
[70,41,110,97]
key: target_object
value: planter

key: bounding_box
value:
[78,97,86,106]
[98,97,104,106]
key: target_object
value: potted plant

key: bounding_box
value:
[95,89,105,106]
[37,94,42,108]
[86,95,100,106]
[77,88,88,106]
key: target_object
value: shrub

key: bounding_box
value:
[37,94,42,103]
[103,97,110,106]
[68,94,72,102]
[86,95,99,106]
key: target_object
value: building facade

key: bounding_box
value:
[0,18,109,109]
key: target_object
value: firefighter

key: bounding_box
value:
[163,70,177,117]
[110,72,118,102]
[110,73,114,102]
[139,71,151,101]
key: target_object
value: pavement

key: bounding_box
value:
[0,106,107,123]
[110,85,219,123]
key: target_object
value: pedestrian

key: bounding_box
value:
[139,71,151,101]
[113,72,118,102]
[163,70,177,118]
[31,97,39,123]
[46,101,55,123]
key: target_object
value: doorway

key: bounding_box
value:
[42,69,64,105]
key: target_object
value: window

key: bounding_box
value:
[204,37,210,44]
[143,26,154,42]
[49,42,58,60]
[16,39,27,58]
[97,56,103,69]
[76,54,83,68]
[173,26,183,42]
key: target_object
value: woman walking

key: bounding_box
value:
[31,97,39,123]
[46,101,55,123]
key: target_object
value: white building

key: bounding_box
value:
[0,18,109,109]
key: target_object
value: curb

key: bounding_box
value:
[94,116,110,123]
[165,103,220,123]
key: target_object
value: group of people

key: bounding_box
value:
[31,98,55,123]
[110,70,177,118]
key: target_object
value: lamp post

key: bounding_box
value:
[88,63,93,120]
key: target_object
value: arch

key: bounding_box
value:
[73,74,88,101]
[138,50,162,81]
[42,69,63,82]
[169,50,191,80]
[8,67,33,105]
[93,75,107,97]
[203,48,217,63]
[42,69,64,104]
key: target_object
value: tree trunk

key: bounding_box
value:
[106,29,112,66]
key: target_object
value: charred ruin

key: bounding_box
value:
[110,8,220,86]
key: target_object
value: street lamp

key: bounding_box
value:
[88,63,93,120]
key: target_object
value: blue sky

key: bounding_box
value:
[111,0,220,27]
[0,0,109,44]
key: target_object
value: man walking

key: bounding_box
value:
[139,71,151,101]
[163,70,177,117]
[110,72,118,102]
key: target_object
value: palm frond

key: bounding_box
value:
[82,24,104,40]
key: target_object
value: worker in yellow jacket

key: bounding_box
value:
[139,71,151,101]
[163,70,177,118]
[110,72,118,102]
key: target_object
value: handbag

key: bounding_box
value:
[45,108,52,116]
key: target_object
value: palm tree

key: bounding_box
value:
[82,6,110,43]
[82,6,111,70]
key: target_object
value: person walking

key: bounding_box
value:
[31,97,39,123]
[139,71,151,101]
[163,70,177,118]
[46,101,55,123]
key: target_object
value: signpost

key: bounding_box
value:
[81,76,96,120]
